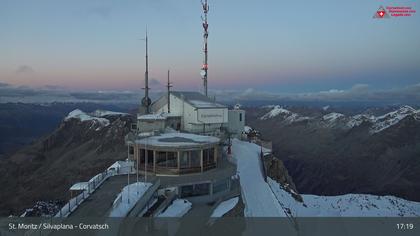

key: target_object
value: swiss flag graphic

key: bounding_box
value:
[373,6,389,18]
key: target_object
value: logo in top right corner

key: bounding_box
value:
[373,6,390,18]
[373,5,416,19]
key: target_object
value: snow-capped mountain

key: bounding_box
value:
[64,109,130,131]
[370,105,419,134]
[260,105,311,124]
[259,105,420,134]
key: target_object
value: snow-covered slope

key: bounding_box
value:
[232,139,285,217]
[157,199,192,217]
[211,197,239,217]
[268,178,420,217]
[232,139,420,217]
[370,105,419,134]
[260,105,310,123]
[65,109,110,126]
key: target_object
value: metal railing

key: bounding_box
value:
[55,169,115,217]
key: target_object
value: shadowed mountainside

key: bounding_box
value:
[0,112,133,216]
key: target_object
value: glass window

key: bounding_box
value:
[239,113,242,122]
[180,151,189,168]
[139,149,145,164]
[203,148,215,165]
[167,152,177,168]
[156,151,167,167]
[147,150,154,164]
[190,150,201,168]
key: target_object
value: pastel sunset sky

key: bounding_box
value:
[1,0,419,93]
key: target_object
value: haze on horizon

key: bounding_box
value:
[1,0,419,94]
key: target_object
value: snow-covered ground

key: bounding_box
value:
[109,182,152,217]
[232,139,285,217]
[268,178,420,217]
[232,139,420,217]
[211,197,239,217]
[157,199,192,217]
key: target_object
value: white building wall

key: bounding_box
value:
[156,94,228,134]
[227,110,245,137]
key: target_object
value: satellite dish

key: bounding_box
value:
[200,70,206,78]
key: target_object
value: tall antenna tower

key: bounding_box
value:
[166,69,172,113]
[200,0,209,97]
[141,29,151,114]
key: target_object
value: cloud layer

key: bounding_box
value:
[1,82,419,105]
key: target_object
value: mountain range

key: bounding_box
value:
[246,105,420,202]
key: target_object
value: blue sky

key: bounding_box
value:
[1,0,419,93]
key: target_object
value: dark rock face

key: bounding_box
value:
[246,106,420,202]
[0,114,134,216]
[263,154,303,202]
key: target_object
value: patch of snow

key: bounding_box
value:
[232,139,285,217]
[157,199,192,217]
[107,161,134,175]
[211,197,239,217]
[69,182,89,191]
[109,182,152,217]
[244,126,253,134]
[260,105,291,120]
[346,114,375,128]
[92,110,129,117]
[322,105,330,111]
[65,109,110,126]
[322,112,344,122]
[268,178,420,217]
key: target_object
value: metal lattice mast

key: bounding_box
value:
[201,0,209,97]
[141,29,151,114]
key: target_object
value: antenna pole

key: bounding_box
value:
[141,28,151,114]
[201,0,209,97]
[167,70,172,113]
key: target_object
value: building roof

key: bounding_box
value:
[135,132,220,149]
[170,91,226,109]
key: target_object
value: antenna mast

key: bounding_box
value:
[141,29,151,114]
[166,69,172,113]
[201,0,209,97]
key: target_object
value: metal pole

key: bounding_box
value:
[136,144,139,195]
[167,69,172,113]
[145,139,147,184]
[201,0,209,96]
[127,145,130,204]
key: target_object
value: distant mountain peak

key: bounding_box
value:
[260,105,310,123]
[370,105,419,134]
